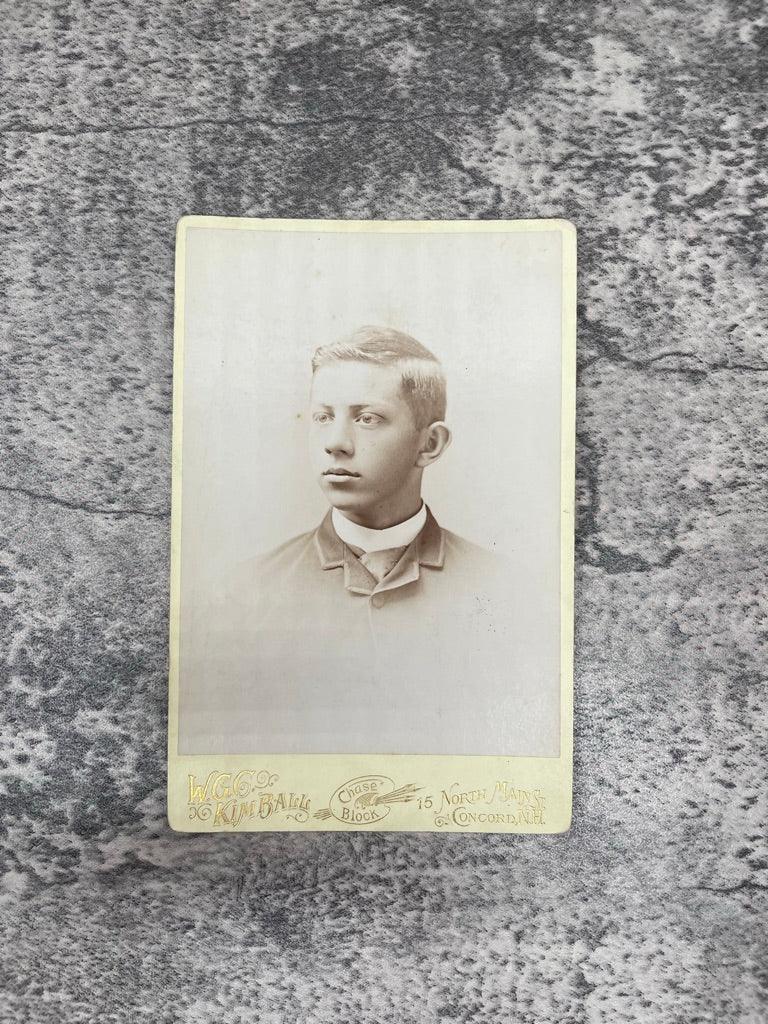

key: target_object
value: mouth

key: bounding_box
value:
[322,469,361,480]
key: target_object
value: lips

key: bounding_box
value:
[323,469,361,477]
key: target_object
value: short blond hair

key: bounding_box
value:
[311,326,447,429]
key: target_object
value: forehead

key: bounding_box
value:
[310,361,407,408]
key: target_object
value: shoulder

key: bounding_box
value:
[254,529,318,571]
[436,528,512,600]
[441,528,509,574]
[229,528,319,594]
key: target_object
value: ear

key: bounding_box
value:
[415,422,452,468]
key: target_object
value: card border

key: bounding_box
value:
[167,217,576,834]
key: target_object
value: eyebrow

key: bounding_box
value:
[311,402,390,412]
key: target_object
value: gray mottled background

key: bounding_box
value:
[1,2,766,1021]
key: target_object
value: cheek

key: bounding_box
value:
[368,436,417,474]
[308,434,322,461]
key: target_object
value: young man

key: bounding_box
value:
[191,327,548,755]
[271,325,500,605]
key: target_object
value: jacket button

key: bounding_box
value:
[371,594,385,609]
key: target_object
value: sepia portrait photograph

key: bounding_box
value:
[169,217,575,831]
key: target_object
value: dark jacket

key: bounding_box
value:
[179,507,557,755]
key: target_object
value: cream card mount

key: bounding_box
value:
[168,217,576,833]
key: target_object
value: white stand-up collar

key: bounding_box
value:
[332,502,427,553]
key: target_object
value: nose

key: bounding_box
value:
[324,419,354,456]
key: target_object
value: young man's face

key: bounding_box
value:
[309,361,425,526]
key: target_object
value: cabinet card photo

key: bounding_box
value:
[168,217,575,833]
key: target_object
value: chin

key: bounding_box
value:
[324,493,380,523]
[326,494,365,514]
[319,483,358,509]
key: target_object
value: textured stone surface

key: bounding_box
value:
[1,1,766,1021]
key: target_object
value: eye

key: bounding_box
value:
[356,413,383,426]
[312,411,333,424]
